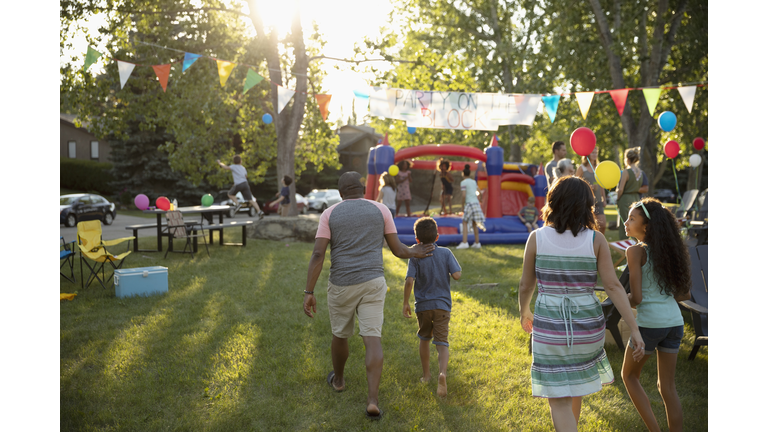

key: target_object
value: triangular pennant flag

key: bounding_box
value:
[314,94,332,121]
[243,68,264,94]
[216,60,237,87]
[83,46,102,71]
[642,88,662,115]
[575,92,595,120]
[608,89,630,116]
[386,88,399,114]
[490,135,499,146]
[182,53,201,72]
[276,86,296,114]
[537,162,544,175]
[152,64,171,92]
[677,86,697,113]
[542,95,561,123]
[116,61,135,89]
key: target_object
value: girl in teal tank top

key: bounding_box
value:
[621,198,693,432]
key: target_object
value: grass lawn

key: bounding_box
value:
[60,226,707,431]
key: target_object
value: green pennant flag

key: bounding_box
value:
[243,69,265,94]
[642,88,662,115]
[83,46,102,71]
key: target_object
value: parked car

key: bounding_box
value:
[60,193,117,227]
[306,189,342,213]
[214,190,260,218]
[263,193,308,215]
[653,188,676,203]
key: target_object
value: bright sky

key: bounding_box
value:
[64,0,395,125]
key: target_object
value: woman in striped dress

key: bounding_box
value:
[518,176,645,431]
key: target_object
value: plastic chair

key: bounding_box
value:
[164,210,209,258]
[678,245,708,360]
[77,220,134,289]
[60,236,76,283]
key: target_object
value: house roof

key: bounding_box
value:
[336,124,383,152]
[60,113,91,129]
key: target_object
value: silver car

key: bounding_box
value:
[306,189,342,212]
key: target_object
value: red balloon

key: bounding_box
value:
[570,127,596,156]
[664,140,680,159]
[156,196,171,211]
[693,137,705,151]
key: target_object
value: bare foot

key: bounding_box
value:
[420,375,431,384]
[437,373,447,397]
[366,403,381,419]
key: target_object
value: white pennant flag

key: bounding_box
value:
[117,60,136,89]
[677,86,697,113]
[276,86,296,114]
[574,92,595,120]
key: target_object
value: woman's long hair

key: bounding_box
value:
[634,198,691,297]
[541,176,598,237]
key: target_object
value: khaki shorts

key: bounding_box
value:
[327,276,387,338]
[416,309,451,347]
[280,204,290,217]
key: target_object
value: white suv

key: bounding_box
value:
[306,189,342,212]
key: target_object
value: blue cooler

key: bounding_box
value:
[114,266,168,298]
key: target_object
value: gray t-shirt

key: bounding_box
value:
[545,159,558,188]
[316,199,398,286]
[229,164,248,185]
[406,246,461,313]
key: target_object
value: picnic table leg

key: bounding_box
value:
[219,211,224,245]
[156,214,163,252]
[133,229,139,252]
[242,226,247,246]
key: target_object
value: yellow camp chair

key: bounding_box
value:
[77,220,134,289]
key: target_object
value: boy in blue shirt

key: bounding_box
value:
[403,217,462,397]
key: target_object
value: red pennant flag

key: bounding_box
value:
[152,64,171,92]
[537,163,544,175]
[608,89,629,116]
[314,94,332,121]
[491,135,499,146]
[382,132,390,146]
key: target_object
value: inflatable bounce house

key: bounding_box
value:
[364,135,547,246]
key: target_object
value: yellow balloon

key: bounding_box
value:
[594,161,621,189]
[388,165,400,176]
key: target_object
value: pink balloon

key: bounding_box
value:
[664,140,680,159]
[570,127,596,156]
[693,137,705,151]
[134,194,149,210]
[156,196,171,211]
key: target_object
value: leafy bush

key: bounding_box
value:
[60,158,115,195]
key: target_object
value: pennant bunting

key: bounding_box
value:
[116,61,135,89]
[609,89,630,116]
[216,60,237,87]
[642,88,662,115]
[182,53,201,72]
[152,64,171,92]
[677,86,697,113]
[84,46,102,71]
[386,88,399,115]
[542,95,561,123]
[574,92,595,120]
[276,86,296,114]
[353,88,370,99]
[243,68,264,94]
[314,94,332,121]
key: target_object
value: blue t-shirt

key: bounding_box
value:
[280,186,290,205]
[406,246,461,313]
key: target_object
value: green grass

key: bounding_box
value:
[61,231,707,431]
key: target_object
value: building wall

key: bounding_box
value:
[60,120,111,163]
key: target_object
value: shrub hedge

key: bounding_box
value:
[60,158,115,196]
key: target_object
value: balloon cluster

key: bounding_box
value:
[570,127,621,189]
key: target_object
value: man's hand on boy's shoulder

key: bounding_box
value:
[411,242,436,258]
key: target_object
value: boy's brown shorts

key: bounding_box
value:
[416,309,451,347]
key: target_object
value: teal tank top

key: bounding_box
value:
[635,245,684,328]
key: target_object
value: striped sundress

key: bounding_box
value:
[531,226,613,398]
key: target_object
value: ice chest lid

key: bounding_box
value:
[114,266,168,277]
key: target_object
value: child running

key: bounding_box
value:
[402,217,462,397]
[437,159,454,215]
[621,198,692,432]
[376,174,398,218]
[457,164,486,249]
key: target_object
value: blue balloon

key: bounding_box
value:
[658,111,677,132]
[262,113,273,124]
[407,126,416,134]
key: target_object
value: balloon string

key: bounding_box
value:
[671,158,681,205]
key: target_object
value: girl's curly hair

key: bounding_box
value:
[633,198,692,297]
[541,176,598,236]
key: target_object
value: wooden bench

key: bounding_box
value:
[125,223,168,252]
[206,220,254,246]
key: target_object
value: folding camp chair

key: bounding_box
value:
[60,236,76,283]
[678,245,708,360]
[77,220,134,289]
[674,189,699,225]
[608,239,636,268]
[164,210,209,259]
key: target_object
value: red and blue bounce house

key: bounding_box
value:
[364,135,547,246]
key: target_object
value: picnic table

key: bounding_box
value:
[138,205,231,252]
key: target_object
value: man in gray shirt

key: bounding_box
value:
[302,171,435,420]
[544,141,567,189]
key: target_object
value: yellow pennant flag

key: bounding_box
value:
[574,92,595,120]
[216,60,237,87]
